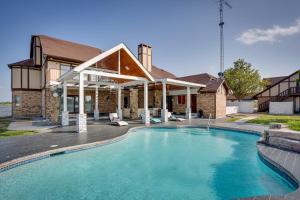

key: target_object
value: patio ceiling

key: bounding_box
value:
[58,43,154,85]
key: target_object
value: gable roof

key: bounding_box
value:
[59,43,155,82]
[35,35,102,62]
[149,65,177,79]
[254,70,300,97]
[263,76,287,87]
[176,73,227,92]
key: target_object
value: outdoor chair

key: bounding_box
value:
[109,113,128,126]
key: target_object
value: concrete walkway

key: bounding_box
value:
[0,120,142,163]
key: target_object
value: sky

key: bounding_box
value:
[0,0,300,102]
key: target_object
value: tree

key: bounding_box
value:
[224,59,267,101]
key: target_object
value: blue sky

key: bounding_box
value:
[0,0,300,101]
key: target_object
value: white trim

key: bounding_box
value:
[67,79,118,87]
[119,80,143,87]
[58,43,154,82]
[156,78,206,88]
[83,70,147,81]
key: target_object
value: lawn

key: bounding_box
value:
[0,117,35,138]
[247,114,300,131]
[0,102,12,106]
[226,114,248,122]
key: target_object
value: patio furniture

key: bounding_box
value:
[168,112,186,121]
[109,113,128,126]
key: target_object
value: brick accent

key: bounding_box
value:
[197,93,216,118]
[12,90,42,118]
[215,92,226,118]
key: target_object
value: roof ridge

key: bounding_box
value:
[178,72,216,79]
[36,35,102,52]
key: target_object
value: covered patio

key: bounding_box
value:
[57,43,205,133]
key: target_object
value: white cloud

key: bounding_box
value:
[237,19,300,45]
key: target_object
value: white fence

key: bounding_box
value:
[226,106,239,114]
[226,100,256,114]
[269,102,293,115]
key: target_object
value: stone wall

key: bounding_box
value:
[138,89,155,108]
[12,90,42,118]
[154,89,162,108]
[130,89,139,119]
[172,96,186,114]
[197,93,216,118]
[45,88,60,123]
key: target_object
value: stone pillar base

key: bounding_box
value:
[94,110,99,120]
[76,114,87,133]
[186,108,192,119]
[161,109,168,122]
[61,111,69,126]
[117,109,123,120]
[142,110,150,126]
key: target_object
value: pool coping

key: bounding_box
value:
[0,124,299,200]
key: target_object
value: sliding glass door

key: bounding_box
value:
[64,95,93,114]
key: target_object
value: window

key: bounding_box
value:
[177,95,186,105]
[60,64,71,76]
[15,95,21,107]
[85,95,94,113]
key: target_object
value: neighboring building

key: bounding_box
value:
[254,70,300,113]
[8,35,228,123]
[176,73,229,118]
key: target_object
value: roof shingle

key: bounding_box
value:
[37,35,102,62]
[177,73,226,92]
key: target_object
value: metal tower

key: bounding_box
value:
[218,0,232,78]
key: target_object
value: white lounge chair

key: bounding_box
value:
[168,112,186,121]
[109,113,128,126]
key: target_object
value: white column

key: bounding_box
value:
[143,81,150,125]
[61,82,69,126]
[94,86,99,120]
[117,86,122,120]
[77,72,87,133]
[186,86,191,119]
[161,81,168,122]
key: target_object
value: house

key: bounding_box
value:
[254,70,300,113]
[8,35,228,130]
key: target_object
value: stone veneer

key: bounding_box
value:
[130,89,139,119]
[45,88,60,123]
[12,90,42,118]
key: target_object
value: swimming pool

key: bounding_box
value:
[0,127,296,200]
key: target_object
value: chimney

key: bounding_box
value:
[138,44,152,72]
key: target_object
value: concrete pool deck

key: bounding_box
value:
[0,118,299,200]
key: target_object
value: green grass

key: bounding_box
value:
[0,102,12,106]
[226,117,242,122]
[247,114,300,131]
[0,117,35,138]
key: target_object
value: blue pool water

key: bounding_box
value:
[0,128,296,200]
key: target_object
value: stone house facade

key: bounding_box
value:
[8,35,229,123]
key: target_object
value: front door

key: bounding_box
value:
[167,96,173,112]
[191,94,197,113]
